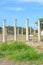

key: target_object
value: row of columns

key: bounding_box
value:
[3,19,41,42]
[3,19,29,42]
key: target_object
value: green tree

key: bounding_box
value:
[35,18,43,30]
[0,27,2,33]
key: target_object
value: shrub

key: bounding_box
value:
[0,42,43,62]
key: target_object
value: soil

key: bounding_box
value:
[0,58,27,65]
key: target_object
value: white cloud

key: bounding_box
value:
[15,7,23,11]
[3,7,23,11]
[9,7,23,11]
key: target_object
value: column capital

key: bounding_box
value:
[14,19,17,21]
[38,19,40,21]
[26,18,29,20]
[3,19,6,22]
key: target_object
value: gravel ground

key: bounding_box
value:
[0,58,43,65]
[0,58,27,65]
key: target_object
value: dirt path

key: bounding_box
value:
[0,58,15,65]
[26,41,43,52]
[0,58,27,65]
[0,58,43,65]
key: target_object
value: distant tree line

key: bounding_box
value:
[6,26,34,35]
[0,26,37,34]
[0,27,2,33]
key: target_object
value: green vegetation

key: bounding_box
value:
[0,27,2,33]
[5,26,34,35]
[0,42,43,63]
[35,18,43,30]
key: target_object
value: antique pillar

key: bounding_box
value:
[26,19,29,41]
[14,19,17,41]
[18,27,19,36]
[38,19,41,41]
[3,19,6,42]
[22,28,23,35]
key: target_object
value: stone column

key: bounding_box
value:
[34,29,35,35]
[3,19,6,42]
[14,19,17,41]
[18,27,19,36]
[22,28,23,35]
[5,28,7,36]
[38,19,41,41]
[26,19,29,41]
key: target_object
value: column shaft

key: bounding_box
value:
[34,29,35,35]
[18,28,19,36]
[14,19,17,41]
[26,19,29,41]
[22,28,23,35]
[3,19,6,42]
[38,19,41,41]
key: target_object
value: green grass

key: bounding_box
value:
[0,41,43,64]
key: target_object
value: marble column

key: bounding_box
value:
[18,27,19,36]
[26,19,29,41]
[22,28,23,35]
[34,29,35,35]
[3,19,6,42]
[38,19,41,41]
[14,19,17,41]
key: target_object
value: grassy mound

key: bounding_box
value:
[0,42,43,62]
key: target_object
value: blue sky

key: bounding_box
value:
[0,0,43,29]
